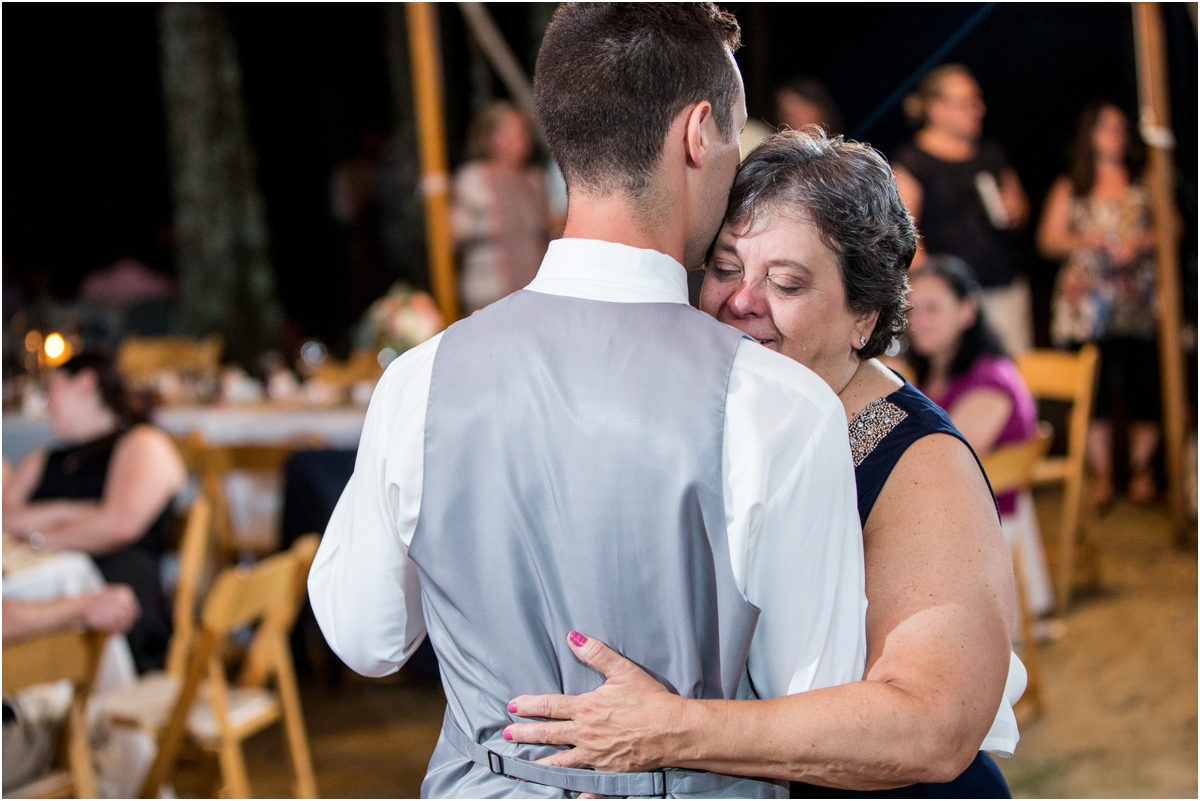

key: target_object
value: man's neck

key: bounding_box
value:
[561,193,689,267]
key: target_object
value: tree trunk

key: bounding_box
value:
[159,3,281,368]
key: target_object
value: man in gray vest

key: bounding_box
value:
[309,4,866,797]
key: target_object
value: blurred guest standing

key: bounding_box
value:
[893,65,1032,355]
[3,354,186,672]
[1037,102,1162,505]
[907,257,1053,615]
[452,101,557,314]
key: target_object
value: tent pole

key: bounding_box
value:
[1132,2,1190,542]
[407,3,459,323]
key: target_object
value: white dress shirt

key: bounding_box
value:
[310,237,868,705]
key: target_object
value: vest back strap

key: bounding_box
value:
[441,710,766,797]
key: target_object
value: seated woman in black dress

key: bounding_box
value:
[502,130,1023,796]
[3,353,186,673]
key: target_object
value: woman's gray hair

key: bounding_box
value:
[724,128,917,360]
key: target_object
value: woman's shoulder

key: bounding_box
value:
[453,161,491,190]
[850,379,961,467]
[114,424,183,462]
[885,380,963,439]
[851,380,982,524]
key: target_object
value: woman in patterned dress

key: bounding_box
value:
[504,130,1024,797]
[1037,101,1164,505]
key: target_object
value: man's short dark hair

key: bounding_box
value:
[725,129,918,360]
[534,3,742,196]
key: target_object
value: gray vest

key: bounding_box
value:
[410,290,785,798]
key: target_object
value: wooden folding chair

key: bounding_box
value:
[3,630,107,799]
[1015,344,1100,612]
[237,534,321,689]
[981,425,1054,718]
[117,335,223,384]
[97,495,214,735]
[185,432,324,561]
[137,543,318,799]
[311,349,382,387]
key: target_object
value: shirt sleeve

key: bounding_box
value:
[981,651,1027,758]
[724,341,868,700]
[307,333,442,678]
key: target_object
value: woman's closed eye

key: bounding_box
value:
[767,270,808,295]
[707,261,743,281]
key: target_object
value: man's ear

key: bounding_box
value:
[683,101,714,169]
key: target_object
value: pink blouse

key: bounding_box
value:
[927,354,1039,515]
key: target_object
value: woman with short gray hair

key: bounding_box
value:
[505,130,1023,797]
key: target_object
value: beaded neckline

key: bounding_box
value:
[847,397,909,468]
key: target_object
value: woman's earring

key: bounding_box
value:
[859,336,867,348]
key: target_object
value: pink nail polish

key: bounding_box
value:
[508,702,518,713]
[569,631,588,647]
[502,729,514,741]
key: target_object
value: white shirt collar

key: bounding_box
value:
[525,238,691,305]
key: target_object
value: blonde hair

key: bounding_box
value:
[902,64,974,128]
[465,100,526,161]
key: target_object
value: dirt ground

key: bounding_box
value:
[999,490,1197,798]
[176,488,1197,799]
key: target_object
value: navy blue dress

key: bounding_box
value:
[791,378,1011,799]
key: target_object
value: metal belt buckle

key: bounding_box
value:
[487,750,505,776]
[652,770,668,798]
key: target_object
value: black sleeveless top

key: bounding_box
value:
[850,378,998,527]
[31,429,174,673]
[791,378,1010,799]
[891,139,1016,289]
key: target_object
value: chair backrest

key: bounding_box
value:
[3,629,106,799]
[981,424,1054,497]
[2,629,106,696]
[117,335,223,381]
[1016,344,1099,462]
[165,495,213,679]
[312,349,382,387]
[287,534,321,621]
[185,431,324,559]
[201,551,297,639]
[236,534,323,688]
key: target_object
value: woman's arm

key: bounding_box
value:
[892,165,928,268]
[1037,177,1105,259]
[892,165,923,223]
[998,168,1029,230]
[506,434,1014,789]
[34,426,186,555]
[3,585,140,643]
[4,447,100,536]
[946,388,1014,455]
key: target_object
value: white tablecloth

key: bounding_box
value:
[153,403,367,448]
[3,403,367,464]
